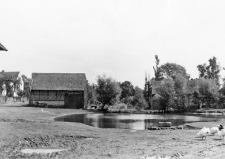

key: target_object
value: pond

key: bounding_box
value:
[54,113,223,130]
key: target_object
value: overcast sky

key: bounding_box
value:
[1,0,225,88]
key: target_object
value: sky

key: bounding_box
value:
[1,0,225,88]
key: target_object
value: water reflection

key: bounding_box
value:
[55,113,218,130]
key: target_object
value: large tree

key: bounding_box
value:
[198,78,219,108]
[154,76,188,112]
[155,79,176,111]
[197,56,221,85]
[160,63,189,79]
[173,75,187,111]
[132,86,148,110]
[120,81,134,100]
[96,75,121,110]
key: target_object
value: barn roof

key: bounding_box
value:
[0,71,20,81]
[31,73,87,91]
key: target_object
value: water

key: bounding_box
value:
[55,113,221,130]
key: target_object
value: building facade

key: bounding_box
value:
[0,71,24,97]
[29,73,87,109]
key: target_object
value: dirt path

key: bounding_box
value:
[1,102,225,159]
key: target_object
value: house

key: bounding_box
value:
[30,73,87,109]
[0,70,24,97]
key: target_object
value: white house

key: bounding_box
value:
[0,70,24,97]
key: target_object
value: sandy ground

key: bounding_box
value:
[1,102,225,159]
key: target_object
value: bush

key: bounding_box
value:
[111,103,128,110]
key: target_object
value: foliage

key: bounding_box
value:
[17,90,26,97]
[154,79,175,111]
[120,81,135,100]
[96,75,121,109]
[153,55,163,81]
[197,64,207,78]
[87,82,97,104]
[160,63,189,79]
[21,74,32,83]
[151,94,163,110]
[143,78,152,105]
[174,75,187,94]
[173,75,187,111]
[197,56,221,85]
[1,79,21,97]
[153,76,188,112]
[21,74,32,97]
[131,86,148,110]
[198,78,219,108]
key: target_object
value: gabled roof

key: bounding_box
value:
[0,43,8,51]
[0,71,20,81]
[31,73,87,91]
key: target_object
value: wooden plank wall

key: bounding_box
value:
[30,90,67,101]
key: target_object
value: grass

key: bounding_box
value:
[1,101,225,158]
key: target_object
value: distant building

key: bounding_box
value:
[30,73,87,108]
[0,70,24,97]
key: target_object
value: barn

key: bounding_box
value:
[30,73,87,109]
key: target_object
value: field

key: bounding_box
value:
[1,102,225,159]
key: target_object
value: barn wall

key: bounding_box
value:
[30,90,66,101]
[30,90,87,109]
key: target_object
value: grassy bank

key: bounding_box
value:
[1,102,225,158]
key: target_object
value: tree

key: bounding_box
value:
[155,79,176,111]
[197,64,207,78]
[143,77,152,108]
[120,81,135,100]
[173,75,187,111]
[198,78,219,108]
[160,63,189,79]
[21,74,31,82]
[132,86,148,110]
[153,55,163,81]
[22,74,32,98]
[87,82,97,104]
[96,75,121,110]
[174,75,187,94]
[197,56,221,85]
[0,75,21,98]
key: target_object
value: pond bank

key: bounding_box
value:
[1,102,225,158]
[89,107,225,116]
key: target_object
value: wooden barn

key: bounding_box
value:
[30,73,87,109]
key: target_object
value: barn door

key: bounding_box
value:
[64,92,84,109]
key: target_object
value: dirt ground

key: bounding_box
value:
[1,102,225,159]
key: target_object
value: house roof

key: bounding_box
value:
[0,71,20,81]
[31,73,87,91]
[0,43,8,51]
